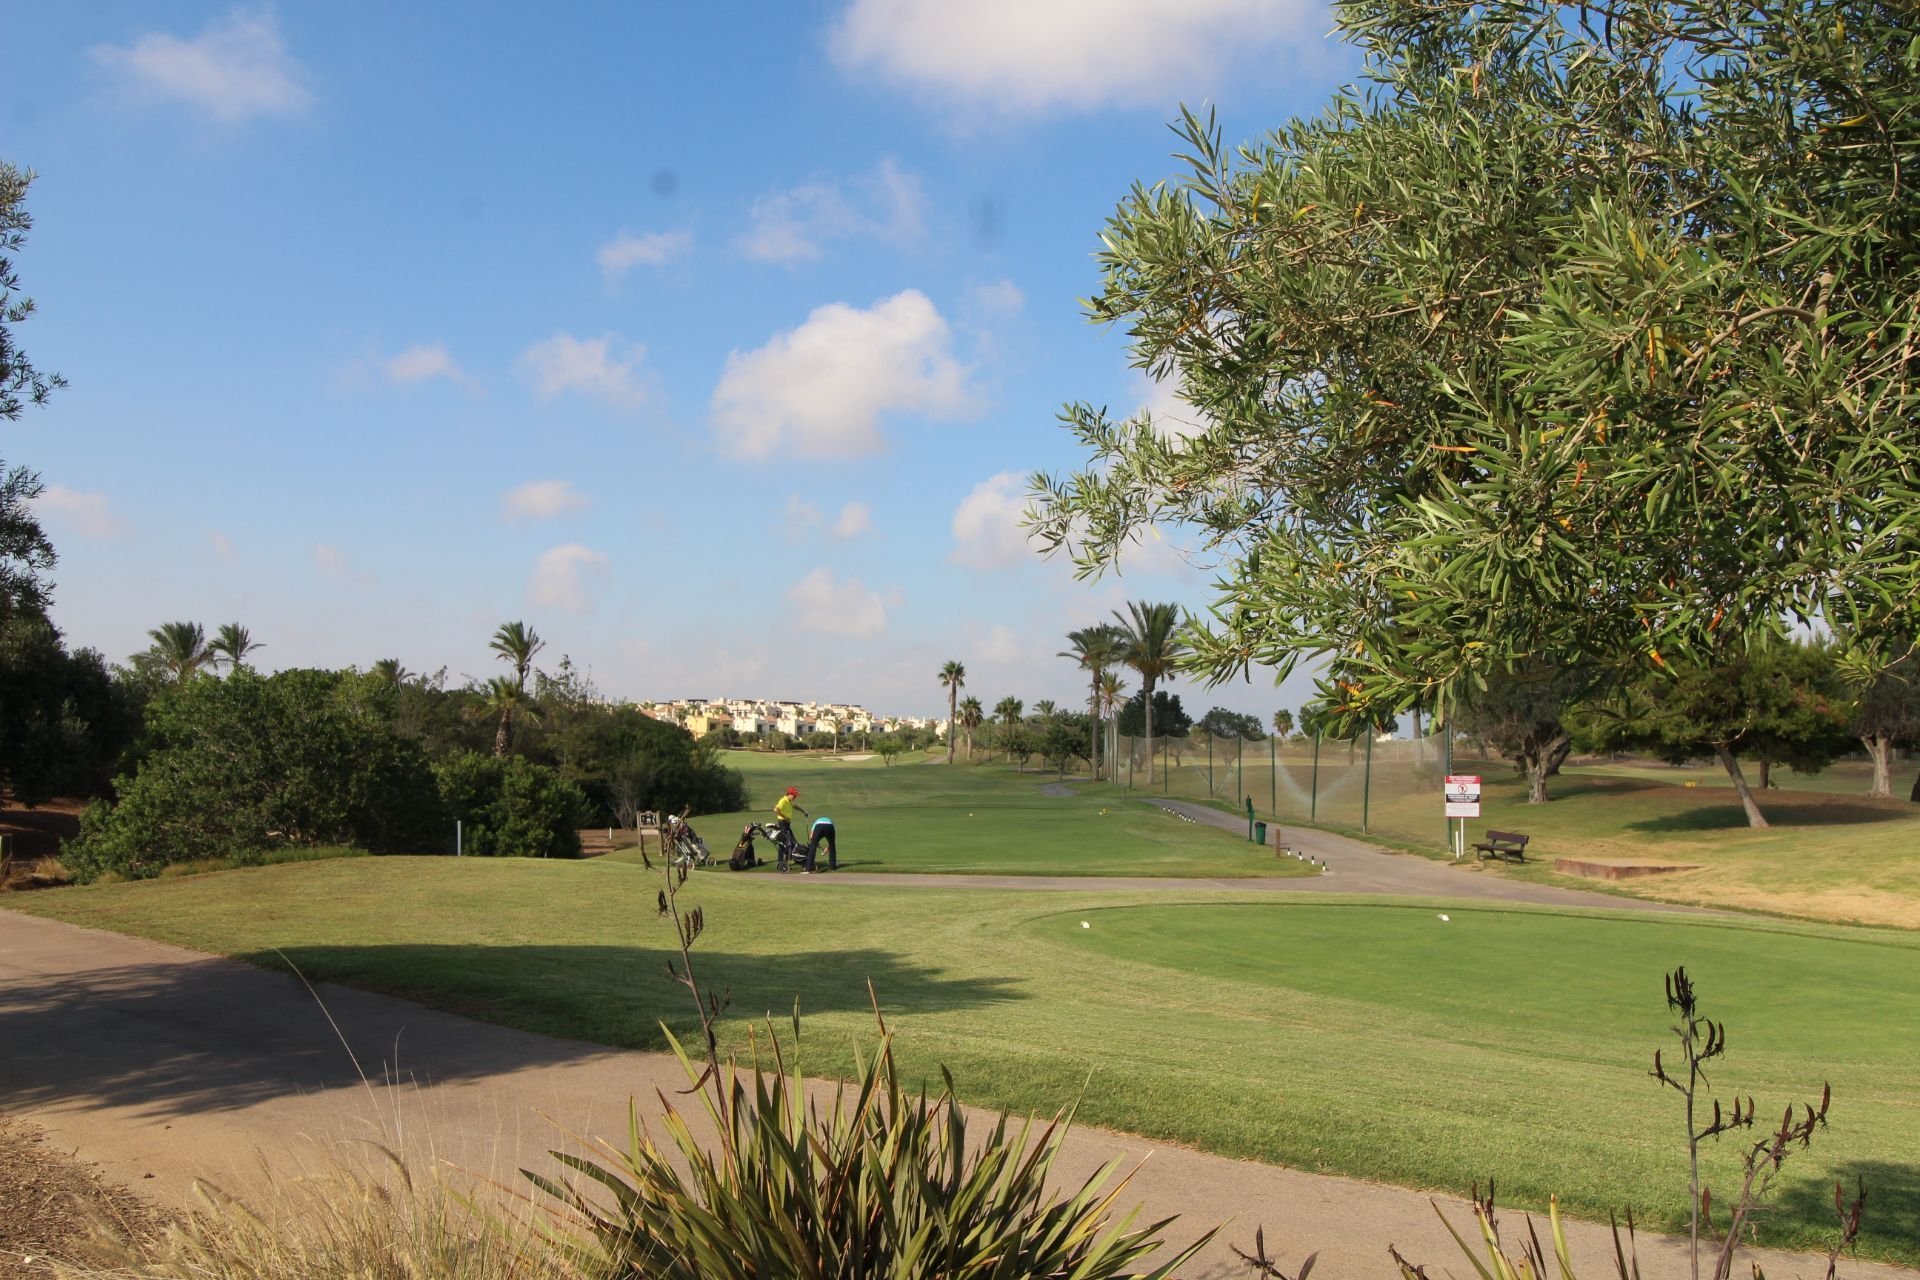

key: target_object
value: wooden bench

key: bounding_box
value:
[1473,830,1530,863]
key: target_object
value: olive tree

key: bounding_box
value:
[1031,0,1920,724]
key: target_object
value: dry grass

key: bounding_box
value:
[56,1146,593,1280]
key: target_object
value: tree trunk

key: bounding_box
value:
[946,689,957,765]
[1090,678,1103,782]
[1756,758,1773,790]
[1862,734,1893,799]
[1525,754,1550,804]
[494,708,512,757]
[1910,768,1920,803]
[1545,735,1572,776]
[1143,678,1156,787]
[1713,745,1770,828]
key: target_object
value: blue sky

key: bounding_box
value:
[9,1,1351,721]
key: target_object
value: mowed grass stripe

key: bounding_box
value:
[17,856,1918,1263]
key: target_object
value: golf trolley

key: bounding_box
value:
[738,821,809,873]
[664,812,713,869]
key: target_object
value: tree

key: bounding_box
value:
[875,736,903,767]
[490,620,545,687]
[938,660,966,764]
[147,621,214,683]
[1061,624,1128,780]
[486,621,544,753]
[434,751,584,860]
[1114,602,1186,785]
[1272,709,1294,741]
[1032,699,1059,723]
[210,622,263,674]
[993,696,1024,764]
[0,612,133,805]
[1455,663,1585,804]
[1030,1,1920,726]
[67,669,444,879]
[371,658,409,685]
[1608,642,1853,828]
[957,696,983,762]
[1846,646,1920,801]
[475,675,540,757]
[1,163,64,423]
[1117,690,1191,742]
[1196,707,1265,741]
[0,463,52,623]
[1041,713,1095,779]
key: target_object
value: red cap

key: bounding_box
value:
[787,787,799,797]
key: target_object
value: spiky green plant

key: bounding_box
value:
[529,1013,1206,1280]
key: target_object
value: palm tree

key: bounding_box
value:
[148,621,213,683]
[1272,708,1295,741]
[372,658,410,685]
[1097,670,1128,777]
[489,621,545,754]
[958,696,984,762]
[473,675,542,757]
[490,621,545,688]
[1115,601,1187,785]
[1061,624,1128,780]
[1032,699,1058,723]
[209,622,263,673]
[938,660,966,764]
[993,696,1024,770]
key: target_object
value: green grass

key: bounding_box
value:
[15,856,1919,1265]
[654,751,1312,879]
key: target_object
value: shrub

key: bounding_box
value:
[64,670,443,881]
[532,1021,1206,1280]
[435,752,586,858]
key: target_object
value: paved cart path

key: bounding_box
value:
[823,796,1708,913]
[5,911,1898,1280]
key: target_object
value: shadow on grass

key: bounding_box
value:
[1627,797,1911,833]
[1775,1158,1920,1264]
[0,946,1019,1121]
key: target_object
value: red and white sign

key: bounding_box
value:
[1444,774,1482,819]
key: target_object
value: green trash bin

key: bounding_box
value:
[1253,820,1267,846]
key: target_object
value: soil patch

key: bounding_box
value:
[0,1112,161,1276]
[0,798,83,862]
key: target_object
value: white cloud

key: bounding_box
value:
[711,290,974,459]
[737,159,925,264]
[830,501,874,539]
[92,8,313,123]
[210,531,238,564]
[598,229,693,281]
[949,471,1034,570]
[784,568,888,637]
[783,497,876,541]
[829,0,1320,115]
[980,623,1031,665]
[30,485,126,539]
[502,480,590,521]
[967,279,1025,316]
[1136,372,1211,441]
[313,543,346,580]
[382,343,469,386]
[529,544,610,614]
[519,332,650,409]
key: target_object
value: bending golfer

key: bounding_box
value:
[805,813,837,872]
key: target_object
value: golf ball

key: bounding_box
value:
[1438,914,1451,922]
[1081,921,1091,928]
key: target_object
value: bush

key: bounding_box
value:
[435,752,586,859]
[533,1020,1205,1280]
[65,670,443,881]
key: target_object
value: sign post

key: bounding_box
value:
[1443,774,1481,859]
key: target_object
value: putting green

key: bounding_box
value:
[1043,902,1920,1059]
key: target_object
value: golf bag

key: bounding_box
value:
[728,824,761,871]
[664,812,711,869]
[744,821,808,873]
